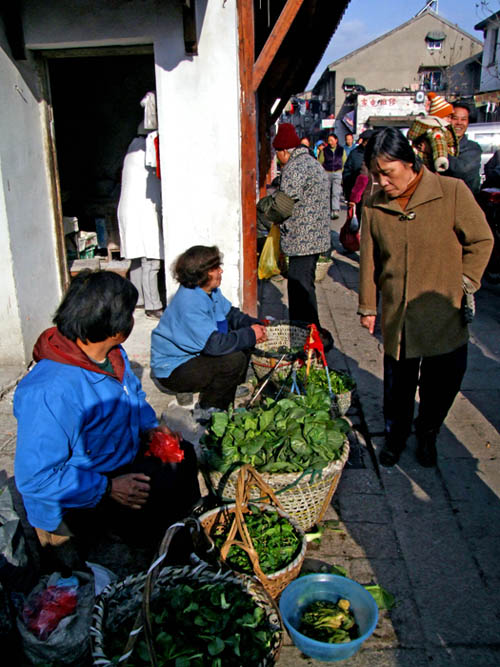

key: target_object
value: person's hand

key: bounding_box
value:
[360,315,376,335]
[251,324,267,343]
[348,202,356,209]
[110,473,151,509]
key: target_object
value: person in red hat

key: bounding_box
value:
[271,123,333,349]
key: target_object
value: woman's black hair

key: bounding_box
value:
[173,245,222,288]
[364,127,422,173]
[53,270,138,343]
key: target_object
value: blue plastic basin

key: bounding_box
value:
[279,574,378,662]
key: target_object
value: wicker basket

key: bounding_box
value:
[199,466,307,599]
[200,503,307,600]
[315,259,333,282]
[251,321,323,381]
[208,441,349,532]
[91,525,282,665]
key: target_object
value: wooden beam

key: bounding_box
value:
[252,0,305,92]
[238,0,258,315]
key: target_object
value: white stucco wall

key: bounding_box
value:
[0,38,62,365]
[154,4,241,304]
[24,0,243,306]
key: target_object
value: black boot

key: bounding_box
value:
[416,428,438,467]
[379,433,406,467]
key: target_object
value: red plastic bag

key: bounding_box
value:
[23,586,78,640]
[339,209,360,252]
[145,432,185,463]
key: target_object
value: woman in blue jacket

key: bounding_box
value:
[151,245,267,415]
[14,270,200,572]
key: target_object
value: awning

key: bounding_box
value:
[425,31,446,41]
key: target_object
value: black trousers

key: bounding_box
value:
[36,440,200,573]
[157,351,249,409]
[287,254,320,326]
[384,344,468,439]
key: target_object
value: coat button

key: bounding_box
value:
[86,449,91,454]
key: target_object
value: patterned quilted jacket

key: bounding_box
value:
[279,146,331,256]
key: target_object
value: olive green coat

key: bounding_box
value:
[358,167,493,359]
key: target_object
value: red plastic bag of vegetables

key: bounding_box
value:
[144,432,185,463]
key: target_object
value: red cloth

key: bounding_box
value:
[303,324,327,367]
[33,327,125,381]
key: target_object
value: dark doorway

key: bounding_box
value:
[48,53,156,257]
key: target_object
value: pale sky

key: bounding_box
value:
[307,0,498,89]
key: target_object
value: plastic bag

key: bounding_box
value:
[17,570,95,665]
[349,213,360,233]
[145,432,185,463]
[258,224,281,280]
[23,582,78,640]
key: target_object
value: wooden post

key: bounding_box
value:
[238,0,257,315]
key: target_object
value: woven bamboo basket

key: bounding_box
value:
[315,259,333,282]
[208,441,349,533]
[91,522,282,666]
[251,321,323,381]
[199,466,307,599]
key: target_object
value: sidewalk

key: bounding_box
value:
[1,227,499,665]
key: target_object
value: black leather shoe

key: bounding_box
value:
[416,430,438,467]
[379,434,406,467]
[379,443,403,467]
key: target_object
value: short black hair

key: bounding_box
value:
[452,101,471,116]
[53,270,138,343]
[327,133,338,141]
[345,132,353,138]
[364,127,422,174]
[173,245,222,288]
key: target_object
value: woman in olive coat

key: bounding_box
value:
[358,128,493,467]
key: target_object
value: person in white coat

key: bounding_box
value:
[118,122,164,319]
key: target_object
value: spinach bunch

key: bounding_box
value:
[290,366,356,394]
[212,505,301,575]
[203,387,349,474]
[108,581,274,666]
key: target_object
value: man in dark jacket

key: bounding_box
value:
[445,102,482,195]
[342,130,374,201]
[319,133,344,218]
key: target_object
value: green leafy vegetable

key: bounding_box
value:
[107,581,275,666]
[364,585,395,610]
[212,505,302,575]
[299,598,359,644]
[203,388,349,474]
[289,366,356,394]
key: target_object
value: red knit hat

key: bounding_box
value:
[273,123,301,150]
[427,92,453,119]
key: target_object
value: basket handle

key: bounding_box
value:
[218,465,285,589]
[119,518,202,667]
